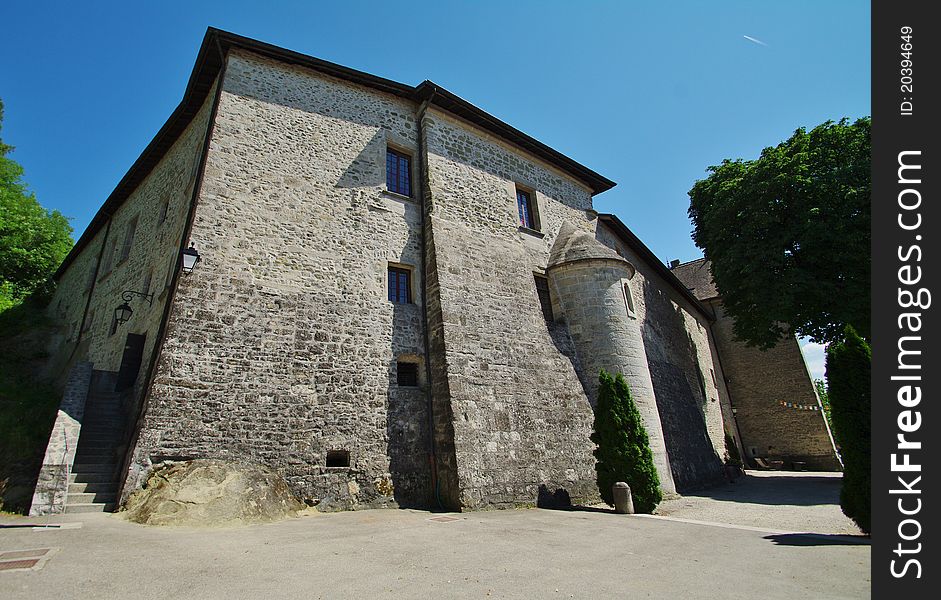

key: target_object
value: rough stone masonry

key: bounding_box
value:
[35,28,840,514]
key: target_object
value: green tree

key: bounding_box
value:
[0,99,73,310]
[590,370,662,513]
[688,117,870,348]
[825,326,870,534]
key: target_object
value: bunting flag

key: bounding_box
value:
[779,400,822,411]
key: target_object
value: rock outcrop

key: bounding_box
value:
[122,459,302,526]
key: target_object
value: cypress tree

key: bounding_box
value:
[590,370,662,513]
[825,326,871,533]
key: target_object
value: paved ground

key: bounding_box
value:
[657,470,862,535]
[1,471,870,599]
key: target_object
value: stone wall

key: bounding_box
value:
[596,224,729,490]
[127,51,431,510]
[422,109,600,509]
[707,300,841,470]
[29,361,93,516]
[45,82,216,409]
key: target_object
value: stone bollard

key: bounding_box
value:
[612,481,634,514]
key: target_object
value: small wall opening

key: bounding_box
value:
[397,361,419,387]
[326,450,350,468]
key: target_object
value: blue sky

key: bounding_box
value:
[1,1,869,377]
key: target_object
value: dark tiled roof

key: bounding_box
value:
[670,258,719,301]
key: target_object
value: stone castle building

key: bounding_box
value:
[30,28,839,515]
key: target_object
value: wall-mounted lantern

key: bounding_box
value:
[114,290,154,326]
[181,243,201,274]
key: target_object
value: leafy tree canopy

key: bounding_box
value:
[688,117,870,348]
[0,99,73,309]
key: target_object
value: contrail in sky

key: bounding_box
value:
[743,35,768,46]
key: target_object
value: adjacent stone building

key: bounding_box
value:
[32,28,839,515]
[671,259,841,471]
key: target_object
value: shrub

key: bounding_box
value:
[825,326,870,533]
[590,370,662,513]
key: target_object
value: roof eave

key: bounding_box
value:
[55,27,615,278]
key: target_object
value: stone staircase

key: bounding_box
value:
[65,373,127,513]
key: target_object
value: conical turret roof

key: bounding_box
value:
[547,220,635,276]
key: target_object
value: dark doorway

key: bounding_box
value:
[115,332,146,392]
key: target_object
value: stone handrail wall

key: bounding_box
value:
[29,361,93,516]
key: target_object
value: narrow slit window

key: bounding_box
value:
[386,148,412,196]
[534,274,553,322]
[158,196,170,225]
[623,282,637,318]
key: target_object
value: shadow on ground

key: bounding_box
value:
[764,533,871,547]
[679,472,843,507]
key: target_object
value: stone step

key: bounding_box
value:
[80,428,125,437]
[69,471,115,484]
[79,428,124,439]
[82,420,124,427]
[76,440,118,450]
[77,436,122,446]
[71,462,116,473]
[68,481,116,494]
[64,502,116,514]
[67,491,117,504]
[84,412,124,420]
[84,419,124,426]
[86,402,123,409]
[74,453,116,463]
[86,406,123,413]
[75,445,116,454]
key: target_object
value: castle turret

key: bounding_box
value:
[547,221,676,494]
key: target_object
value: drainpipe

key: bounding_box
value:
[415,84,441,508]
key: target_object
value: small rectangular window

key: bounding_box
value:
[397,362,419,387]
[388,266,411,304]
[534,274,553,322]
[118,217,138,263]
[101,237,118,275]
[386,148,412,196]
[517,188,536,229]
[82,309,95,333]
[141,269,153,298]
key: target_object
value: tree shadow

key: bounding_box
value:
[764,533,870,546]
[680,472,843,507]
